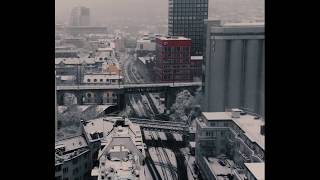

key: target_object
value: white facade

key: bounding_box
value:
[136,39,156,51]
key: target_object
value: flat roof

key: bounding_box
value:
[202,112,232,121]
[59,75,76,81]
[191,56,203,60]
[208,20,264,34]
[157,36,191,40]
[189,141,196,148]
[224,22,265,27]
[55,135,88,152]
[83,118,114,140]
[137,38,153,43]
[207,157,232,176]
[55,58,96,65]
[202,111,265,150]
[97,47,113,51]
[58,105,91,113]
[83,74,123,79]
[244,163,265,180]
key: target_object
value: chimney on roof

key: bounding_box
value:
[231,108,242,118]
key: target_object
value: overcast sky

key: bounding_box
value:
[55,0,264,25]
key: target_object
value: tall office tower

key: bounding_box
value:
[55,71,57,134]
[202,20,265,117]
[168,0,208,56]
[69,6,90,26]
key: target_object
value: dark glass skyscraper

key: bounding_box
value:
[168,0,208,56]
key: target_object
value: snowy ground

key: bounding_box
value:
[150,93,165,114]
[150,131,159,141]
[180,147,197,180]
[157,131,167,141]
[141,94,154,115]
[172,133,183,142]
[149,147,177,180]
[143,164,152,180]
[143,130,152,140]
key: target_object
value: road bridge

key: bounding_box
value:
[56,82,201,109]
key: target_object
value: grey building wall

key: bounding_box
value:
[55,150,91,180]
[203,20,265,117]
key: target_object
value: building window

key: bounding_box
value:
[221,131,225,136]
[112,79,115,83]
[63,178,68,180]
[55,165,62,172]
[72,168,79,175]
[63,167,68,173]
[55,176,62,180]
[100,79,103,82]
[87,79,90,82]
[94,79,97,82]
[72,158,78,165]
[210,122,216,126]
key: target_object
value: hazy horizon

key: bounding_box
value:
[55,0,264,26]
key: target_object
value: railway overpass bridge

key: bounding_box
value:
[129,118,189,134]
[56,82,201,109]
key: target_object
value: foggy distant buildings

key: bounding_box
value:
[67,6,108,36]
[202,20,265,117]
[69,6,91,26]
[168,0,208,56]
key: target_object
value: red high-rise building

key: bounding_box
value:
[154,36,198,82]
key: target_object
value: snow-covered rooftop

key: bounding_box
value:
[244,163,265,180]
[55,58,96,65]
[191,56,203,60]
[55,135,88,152]
[83,73,123,80]
[207,157,233,177]
[202,111,265,150]
[157,36,191,41]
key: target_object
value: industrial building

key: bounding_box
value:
[202,20,265,117]
[195,109,265,180]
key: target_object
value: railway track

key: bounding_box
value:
[151,132,169,180]
[152,132,179,180]
[124,54,158,118]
